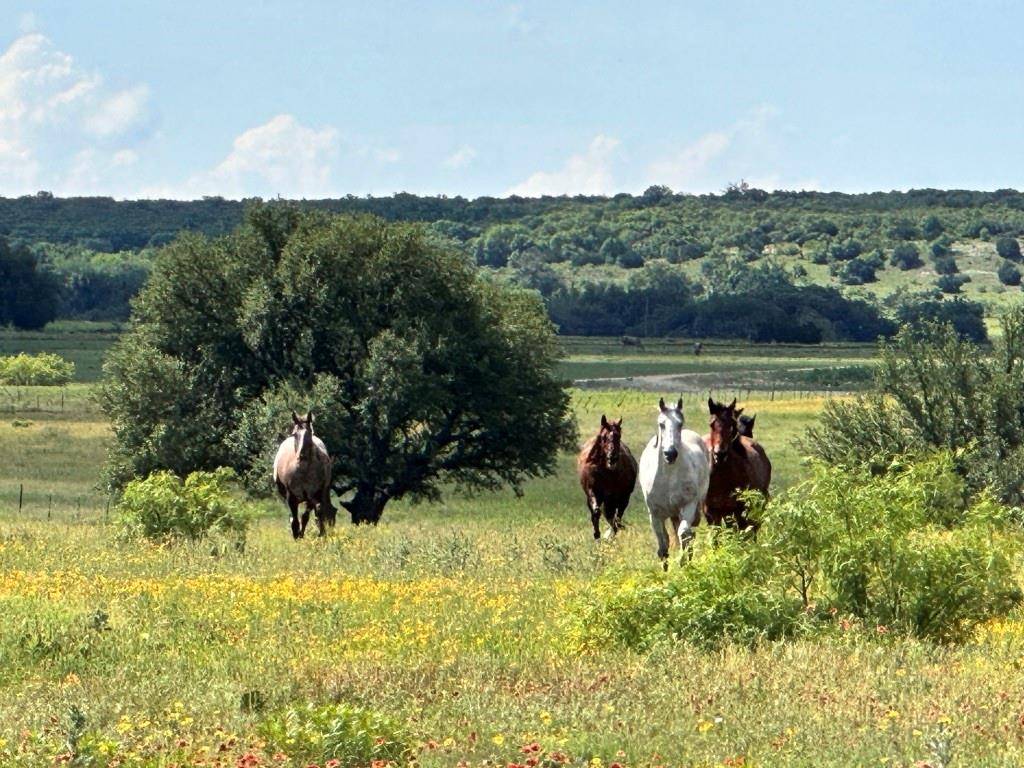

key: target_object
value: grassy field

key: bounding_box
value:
[3,335,1024,766]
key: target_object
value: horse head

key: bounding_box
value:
[291,410,315,459]
[598,414,624,469]
[708,398,742,464]
[657,397,685,464]
[737,413,756,439]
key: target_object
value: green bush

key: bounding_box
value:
[996,236,1022,262]
[890,243,923,270]
[574,535,804,650]
[0,352,75,385]
[806,312,1024,501]
[998,259,1022,286]
[576,454,1021,648]
[758,455,1021,642]
[258,702,410,767]
[115,468,252,544]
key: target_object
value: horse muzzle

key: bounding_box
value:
[663,447,679,464]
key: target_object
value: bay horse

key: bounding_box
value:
[704,399,771,531]
[577,415,638,539]
[639,397,710,568]
[737,413,755,439]
[273,411,336,539]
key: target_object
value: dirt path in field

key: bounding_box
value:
[573,367,822,392]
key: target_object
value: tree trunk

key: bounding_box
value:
[344,487,390,525]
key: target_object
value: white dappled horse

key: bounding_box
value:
[638,397,711,568]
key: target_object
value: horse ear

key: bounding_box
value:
[659,398,667,413]
[707,397,717,414]
[291,410,300,424]
[601,414,609,429]
[728,399,737,410]
[306,411,313,425]
[736,407,744,416]
[615,417,623,427]
[676,397,683,411]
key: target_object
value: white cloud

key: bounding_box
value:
[161,114,338,199]
[84,85,150,137]
[646,131,731,190]
[506,134,620,197]
[443,145,477,169]
[645,105,801,193]
[0,33,152,195]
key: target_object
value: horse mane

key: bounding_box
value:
[585,430,606,465]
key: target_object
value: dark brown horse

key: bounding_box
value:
[703,399,771,530]
[737,413,755,439]
[577,415,638,539]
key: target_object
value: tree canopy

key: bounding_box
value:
[100,206,576,523]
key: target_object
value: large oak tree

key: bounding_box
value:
[101,205,575,523]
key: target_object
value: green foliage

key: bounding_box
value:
[0,352,74,385]
[834,254,878,284]
[890,242,923,270]
[998,259,1022,286]
[931,252,959,275]
[258,702,410,767]
[102,206,575,523]
[576,455,1021,649]
[807,309,1024,503]
[115,468,252,543]
[0,236,59,330]
[892,295,987,342]
[996,236,1022,262]
[574,535,804,651]
[756,455,1021,642]
[936,273,969,293]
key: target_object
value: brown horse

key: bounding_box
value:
[737,413,756,439]
[577,415,638,539]
[703,399,771,531]
[273,411,336,539]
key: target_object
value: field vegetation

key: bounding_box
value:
[3,331,1024,765]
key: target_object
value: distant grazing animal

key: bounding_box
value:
[273,411,336,539]
[577,415,638,539]
[638,397,711,568]
[621,335,644,349]
[737,414,756,439]
[703,399,771,531]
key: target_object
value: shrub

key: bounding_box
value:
[756,455,1021,642]
[931,253,959,275]
[806,309,1024,503]
[0,352,75,385]
[890,243,922,270]
[834,255,878,285]
[930,238,952,258]
[936,274,969,293]
[258,702,410,767]
[996,236,1022,262]
[575,454,1021,647]
[998,259,1022,286]
[573,535,804,650]
[115,468,252,544]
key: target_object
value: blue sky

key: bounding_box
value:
[2,1,1023,199]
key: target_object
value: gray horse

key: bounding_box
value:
[273,411,336,538]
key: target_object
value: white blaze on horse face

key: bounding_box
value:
[657,408,684,461]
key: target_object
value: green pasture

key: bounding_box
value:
[3,334,1024,766]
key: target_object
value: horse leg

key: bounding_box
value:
[588,494,601,540]
[299,504,311,538]
[602,502,618,539]
[288,496,301,540]
[669,514,681,549]
[650,512,670,570]
[677,502,698,565]
[313,501,326,537]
